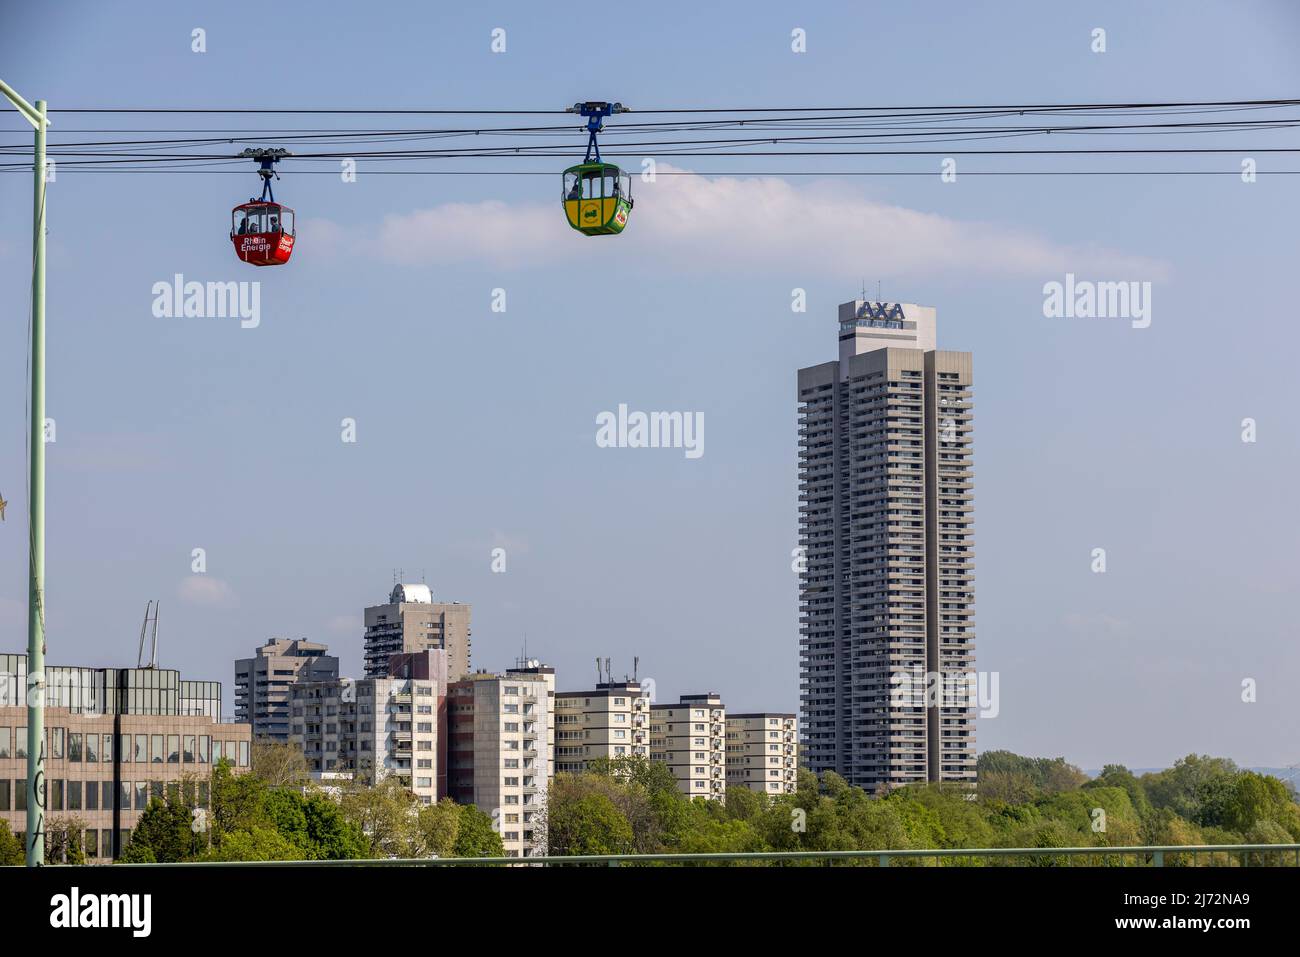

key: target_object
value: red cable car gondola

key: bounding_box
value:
[231,148,295,267]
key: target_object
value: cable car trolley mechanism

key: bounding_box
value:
[562,101,633,236]
[231,147,295,266]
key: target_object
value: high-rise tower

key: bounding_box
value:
[363,583,471,681]
[797,300,975,793]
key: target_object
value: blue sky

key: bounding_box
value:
[1,1,1297,770]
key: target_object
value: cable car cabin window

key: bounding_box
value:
[279,208,294,234]
[564,172,582,202]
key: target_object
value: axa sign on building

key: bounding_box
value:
[855,301,906,321]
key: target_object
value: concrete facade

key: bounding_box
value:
[798,300,976,793]
[289,650,449,805]
[650,693,726,803]
[448,669,552,858]
[363,583,471,681]
[235,638,338,741]
[725,713,799,795]
[554,681,651,773]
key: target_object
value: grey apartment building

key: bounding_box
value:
[235,638,338,740]
[797,300,976,793]
[363,583,471,681]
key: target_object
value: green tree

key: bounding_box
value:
[125,798,199,862]
[548,791,635,855]
[1084,765,1152,818]
[0,820,23,866]
[303,792,368,860]
[202,826,305,862]
[337,775,421,858]
[454,804,505,858]
[251,739,309,788]
[210,758,270,848]
[418,798,462,858]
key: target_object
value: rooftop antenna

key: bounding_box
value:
[136,601,160,668]
[634,656,639,681]
[136,601,151,668]
[860,278,867,301]
[149,601,160,668]
[877,280,882,301]
[604,658,611,685]
[595,656,602,684]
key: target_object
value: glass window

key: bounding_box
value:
[150,780,164,803]
[16,726,25,759]
[151,735,164,764]
[167,735,180,763]
[134,734,146,763]
[183,735,195,763]
[119,829,130,853]
[119,781,130,810]
[50,779,64,811]
[102,781,113,810]
[15,781,26,811]
[198,781,209,807]
[86,781,98,811]
[51,727,64,760]
[238,741,249,767]
[103,734,113,763]
[0,779,8,811]
[134,781,147,810]
[85,733,98,763]
[198,735,210,764]
[0,727,9,759]
[102,829,114,858]
[68,780,82,811]
[85,829,98,858]
[68,733,83,762]
[280,208,293,234]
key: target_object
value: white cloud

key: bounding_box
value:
[177,575,236,607]
[316,165,1168,279]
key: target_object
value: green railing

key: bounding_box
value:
[116,843,1300,867]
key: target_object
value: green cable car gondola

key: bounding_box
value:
[563,163,632,235]
[562,101,633,236]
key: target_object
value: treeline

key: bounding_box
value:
[544,752,1300,863]
[2,748,1294,865]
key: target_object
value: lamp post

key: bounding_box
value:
[0,77,50,867]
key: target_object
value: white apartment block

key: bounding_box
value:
[290,650,448,805]
[554,681,651,773]
[509,659,556,781]
[650,693,726,803]
[726,713,799,795]
[449,669,552,858]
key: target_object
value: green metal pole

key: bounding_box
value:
[26,98,47,867]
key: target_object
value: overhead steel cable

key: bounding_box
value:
[39,97,1300,115]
